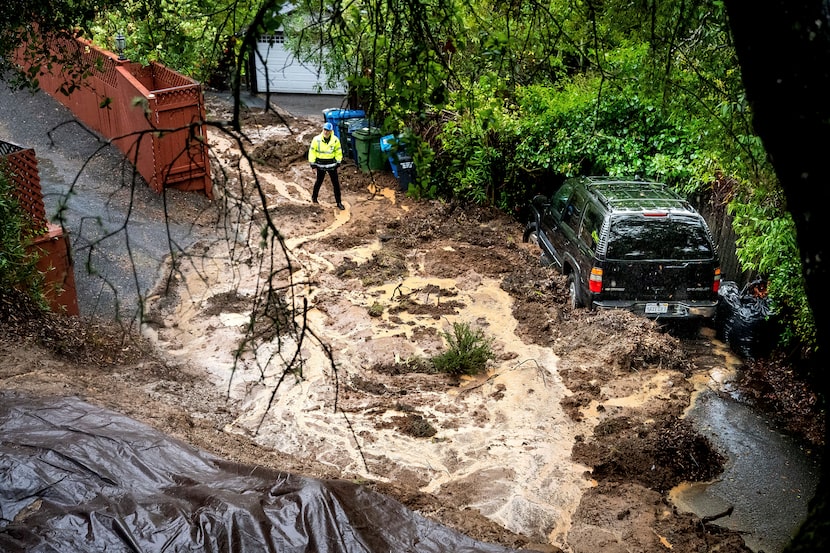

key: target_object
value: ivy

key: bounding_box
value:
[0,170,47,310]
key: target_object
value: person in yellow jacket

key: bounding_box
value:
[308,122,345,209]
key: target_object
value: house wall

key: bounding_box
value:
[253,32,346,95]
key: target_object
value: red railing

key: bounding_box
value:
[1,139,79,315]
[15,34,212,198]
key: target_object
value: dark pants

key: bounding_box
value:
[312,166,341,204]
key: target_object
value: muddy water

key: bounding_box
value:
[144,158,821,551]
[146,176,592,546]
[232,270,595,547]
[671,333,821,553]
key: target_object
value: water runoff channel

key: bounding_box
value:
[670,331,821,553]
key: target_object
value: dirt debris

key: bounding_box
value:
[2,98,824,553]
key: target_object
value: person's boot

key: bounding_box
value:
[311,196,318,204]
[337,203,345,210]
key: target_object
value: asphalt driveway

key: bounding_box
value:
[0,79,217,322]
[0,74,350,323]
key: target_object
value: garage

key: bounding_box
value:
[252,31,346,95]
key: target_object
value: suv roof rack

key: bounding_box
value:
[580,176,693,212]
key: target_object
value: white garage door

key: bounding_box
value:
[254,32,346,94]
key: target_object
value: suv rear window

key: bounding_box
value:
[606,215,714,260]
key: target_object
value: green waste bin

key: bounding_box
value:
[352,127,386,172]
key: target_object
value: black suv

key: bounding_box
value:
[524,176,721,320]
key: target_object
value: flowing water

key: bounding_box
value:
[671,341,821,553]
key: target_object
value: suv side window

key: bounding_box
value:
[548,183,573,219]
[579,205,604,251]
[561,192,587,231]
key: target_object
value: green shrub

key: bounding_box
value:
[729,188,816,351]
[368,302,384,317]
[0,170,46,309]
[431,322,494,376]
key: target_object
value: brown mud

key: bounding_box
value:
[1,96,823,552]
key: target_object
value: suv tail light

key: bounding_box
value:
[713,268,721,292]
[589,267,603,293]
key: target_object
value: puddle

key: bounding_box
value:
[671,388,821,552]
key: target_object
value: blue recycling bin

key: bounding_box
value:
[322,108,365,139]
[380,134,414,189]
[380,134,403,176]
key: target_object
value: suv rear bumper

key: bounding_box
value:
[592,300,718,319]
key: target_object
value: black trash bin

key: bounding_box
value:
[397,154,415,191]
[344,118,370,162]
[338,117,368,160]
[380,134,414,191]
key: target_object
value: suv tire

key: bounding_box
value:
[523,223,539,245]
[568,273,583,308]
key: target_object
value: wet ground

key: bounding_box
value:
[1,78,825,552]
[672,388,821,552]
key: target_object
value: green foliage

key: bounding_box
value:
[288,0,460,115]
[1,1,119,87]
[0,170,47,310]
[728,186,816,350]
[511,79,701,179]
[405,134,438,199]
[431,322,494,377]
[87,0,277,83]
[434,116,501,204]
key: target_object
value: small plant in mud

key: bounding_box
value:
[368,302,384,317]
[431,322,494,376]
[398,413,437,438]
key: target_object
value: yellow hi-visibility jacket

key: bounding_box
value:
[308,133,343,167]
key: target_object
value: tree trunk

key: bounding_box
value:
[723,1,830,550]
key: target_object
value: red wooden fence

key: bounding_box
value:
[15,35,212,198]
[1,140,79,316]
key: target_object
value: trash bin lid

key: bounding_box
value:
[380,134,397,152]
[345,118,369,132]
[323,108,366,120]
[353,127,383,139]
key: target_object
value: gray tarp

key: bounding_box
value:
[0,392,518,552]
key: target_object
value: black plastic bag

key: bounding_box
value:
[716,279,776,359]
[0,392,518,553]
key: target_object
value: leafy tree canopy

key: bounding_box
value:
[0,0,816,351]
[1,1,114,82]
